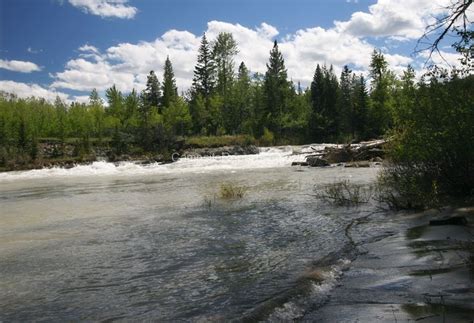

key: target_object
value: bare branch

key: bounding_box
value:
[415,0,472,67]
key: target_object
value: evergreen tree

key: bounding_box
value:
[191,33,216,134]
[351,75,369,139]
[144,70,161,113]
[368,49,395,137]
[323,65,340,138]
[192,33,216,99]
[213,32,238,98]
[161,56,178,110]
[228,62,251,134]
[263,40,291,137]
[339,65,353,137]
[89,88,103,106]
[309,64,340,141]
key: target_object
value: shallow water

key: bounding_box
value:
[0,147,381,321]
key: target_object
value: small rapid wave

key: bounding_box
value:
[241,257,352,322]
[0,146,319,182]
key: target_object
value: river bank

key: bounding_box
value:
[302,206,474,322]
[0,139,386,172]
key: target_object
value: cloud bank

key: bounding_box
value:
[2,0,465,102]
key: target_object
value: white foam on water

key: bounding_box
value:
[266,258,351,321]
[0,146,318,182]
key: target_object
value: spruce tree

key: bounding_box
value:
[89,88,103,106]
[368,49,395,137]
[192,33,216,99]
[227,61,251,133]
[263,40,290,137]
[352,75,369,139]
[213,32,238,98]
[161,56,178,110]
[144,70,161,113]
[339,65,353,137]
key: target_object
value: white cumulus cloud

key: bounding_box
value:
[43,0,465,97]
[68,0,137,19]
[0,80,69,102]
[51,19,418,93]
[0,59,42,73]
[335,0,451,40]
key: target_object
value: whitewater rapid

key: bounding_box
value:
[0,145,331,182]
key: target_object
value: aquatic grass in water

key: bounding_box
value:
[202,182,248,208]
[316,180,373,206]
[219,182,248,199]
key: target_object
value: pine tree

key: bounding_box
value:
[161,56,178,110]
[309,64,340,141]
[89,88,103,106]
[368,49,395,137]
[352,75,369,139]
[227,61,251,133]
[339,65,353,137]
[192,33,216,99]
[263,40,291,137]
[144,70,161,113]
[213,32,238,98]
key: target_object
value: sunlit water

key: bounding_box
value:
[0,146,382,321]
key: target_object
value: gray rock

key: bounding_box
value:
[306,156,330,167]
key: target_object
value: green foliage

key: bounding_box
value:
[259,127,274,146]
[144,70,161,112]
[367,49,396,138]
[309,64,341,142]
[192,33,216,99]
[161,56,178,110]
[163,96,192,136]
[263,41,292,137]
[379,75,474,208]
[213,32,238,98]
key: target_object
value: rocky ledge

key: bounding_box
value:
[292,139,386,168]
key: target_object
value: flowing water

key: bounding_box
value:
[0,146,382,321]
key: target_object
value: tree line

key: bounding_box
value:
[0,31,471,159]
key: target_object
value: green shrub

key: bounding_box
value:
[379,75,474,209]
[259,127,274,146]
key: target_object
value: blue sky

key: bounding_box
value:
[0,0,462,103]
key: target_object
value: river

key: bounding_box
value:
[0,146,382,321]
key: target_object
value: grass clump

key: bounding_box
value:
[202,182,248,208]
[316,180,372,206]
[219,182,248,199]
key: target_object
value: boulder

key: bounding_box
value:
[306,156,330,167]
